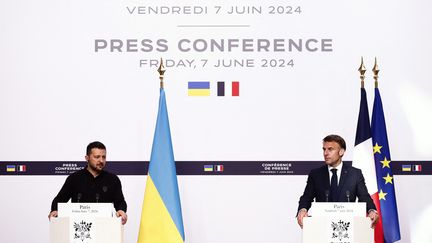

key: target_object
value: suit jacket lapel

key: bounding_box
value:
[323,166,330,189]
[319,165,331,201]
[337,163,350,201]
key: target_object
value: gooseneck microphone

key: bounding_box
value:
[346,190,350,202]
[325,190,329,202]
[77,193,82,203]
[95,193,100,203]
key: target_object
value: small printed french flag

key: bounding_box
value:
[217,81,240,97]
[413,165,422,172]
[215,165,224,172]
[18,165,26,172]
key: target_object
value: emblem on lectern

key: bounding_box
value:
[73,220,92,242]
[331,220,350,241]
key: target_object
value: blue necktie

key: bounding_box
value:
[330,168,338,201]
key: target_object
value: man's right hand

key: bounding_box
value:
[296,208,309,229]
[48,211,58,221]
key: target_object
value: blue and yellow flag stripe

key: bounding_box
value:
[138,88,185,243]
[139,176,184,242]
[188,81,210,96]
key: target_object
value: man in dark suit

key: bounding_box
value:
[296,134,379,228]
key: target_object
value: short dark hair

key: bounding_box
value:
[323,135,346,150]
[86,141,106,155]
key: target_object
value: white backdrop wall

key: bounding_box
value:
[1,0,431,242]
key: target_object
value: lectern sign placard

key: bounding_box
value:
[311,202,365,243]
[58,203,114,217]
[57,203,115,243]
[310,202,365,217]
[303,202,373,243]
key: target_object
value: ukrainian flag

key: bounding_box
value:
[6,165,16,172]
[188,81,210,96]
[204,165,213,172]
[401,165,411,172]
[137,88,185,243]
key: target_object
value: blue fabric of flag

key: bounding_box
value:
[372,87,401,243]
[188,82,210,89]
[148,88,185,240]
[355,88,372,145]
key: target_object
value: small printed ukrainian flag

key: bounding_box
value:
[204,165,213,172]
[401,165,411,172]
[6,165,16,172]
[188,81,210,96]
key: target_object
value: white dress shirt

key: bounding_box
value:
[328,161,343,186]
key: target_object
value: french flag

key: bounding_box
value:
[352,87,384,243]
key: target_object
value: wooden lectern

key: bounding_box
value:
[49,203,124,243]
[302,202,373,243]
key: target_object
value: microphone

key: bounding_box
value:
[325,190,329,202]
[345,190,350,202]
[77,193,82,203]
[95,193,100,203]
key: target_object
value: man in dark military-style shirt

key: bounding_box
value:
[48,141,128,225]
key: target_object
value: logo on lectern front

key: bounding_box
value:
[331,220,350,242]
[73,220,92,242]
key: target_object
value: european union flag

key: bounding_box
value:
[372,87,401,243]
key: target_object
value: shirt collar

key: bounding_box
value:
[84,166,105,178]
[328,161,343,172]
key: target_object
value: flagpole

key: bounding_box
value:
[371,58,402,242]
[137,57,185,243]
[372,57,379,88]
[358,57,366,88]
[158,58,166,89]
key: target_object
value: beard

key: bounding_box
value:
[89,162,104,172]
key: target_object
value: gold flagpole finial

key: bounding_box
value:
[358,57,366,88]
[158,58,166,89]
[372,57,380,88]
